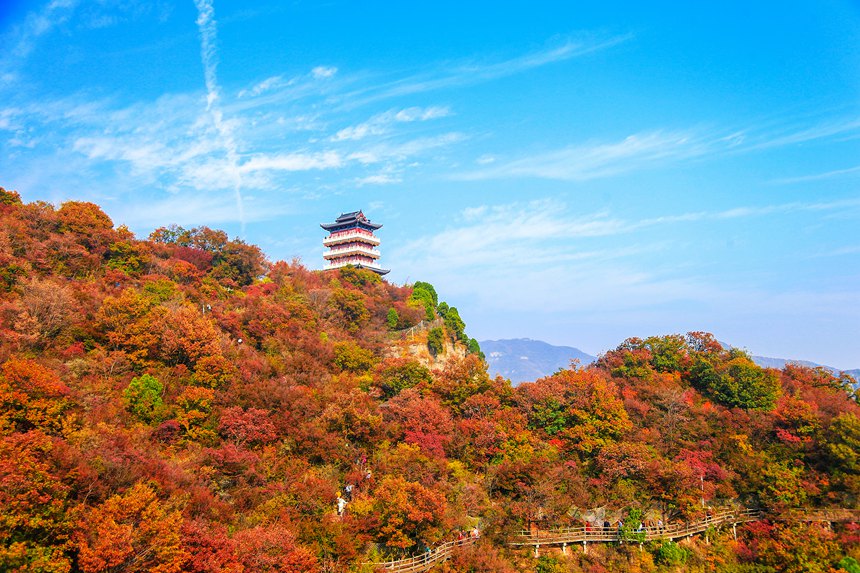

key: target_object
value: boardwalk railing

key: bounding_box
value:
[364,537,476,573]
[510,507,860,549]
[365,508,858,572]
[391,319,444,341]
[509,508,762,547]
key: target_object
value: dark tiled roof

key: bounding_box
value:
[324,263,390,276]
[336,211,362,222]
[321,210,383,231]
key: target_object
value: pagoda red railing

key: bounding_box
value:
[324,243,381,256]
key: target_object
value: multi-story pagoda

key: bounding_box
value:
[321,211,389,275]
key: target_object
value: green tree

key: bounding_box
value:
[410,282,437,321]
[386,308,399,330]
[122,374,165,424]
[411,282,438,306]
[528,398,568,436]
[467,338,484,359]
[0,187,23,205]
[643,334,689,373]
[106,240,149,275]
[825,412,860,474]
[442,306,466,341]
[427,327,445,357]
[761,460,807,508]
[620,508,646,542]
[691,356,781,410]
[536,556,563,573]
[377,360,433,399]
[654,540,689,566]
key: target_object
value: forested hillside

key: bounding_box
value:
[1,187,858,573]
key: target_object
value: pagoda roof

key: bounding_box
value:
[325,262,390,276]
[321,210,383,231]
[356,263,390,276]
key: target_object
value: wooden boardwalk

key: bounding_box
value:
[511,508,860,549]
[510,508,762,548]
[364,537,476,573]
[366,507,859,573]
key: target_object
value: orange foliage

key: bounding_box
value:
[74,483,186,573]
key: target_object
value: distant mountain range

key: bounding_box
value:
[481,338,859,386]
[480,339,596,385]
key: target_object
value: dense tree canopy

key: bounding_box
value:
[0,191,857,572]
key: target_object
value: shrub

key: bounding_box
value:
[654,540,689,565]
[334,341,376,373]
[386,308,399,330]
[122,374,165,423]
[427,327,445,357]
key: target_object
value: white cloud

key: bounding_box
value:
[240,151,343,172]
[333,122,379,142]
[392,197,860,285]
[387,199,860,362]
[772,164,860,185]
[457,114,860,183]
[457,131,704,181]
[237,75,286,98]
[394,106,449,122]
[5,0,79,60]
[312,66,337,79]
[332,106,450,141]
[356,173,401,186]
[337,34,632,108]
[748,116,860,150]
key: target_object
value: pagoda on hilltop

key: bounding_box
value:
[321,210,389,275]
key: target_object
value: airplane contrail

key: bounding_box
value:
[193,0,246,232]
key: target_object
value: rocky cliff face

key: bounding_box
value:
[386,331,467,369]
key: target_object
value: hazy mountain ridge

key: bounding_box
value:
[481,338,596,384]
[748,355,856,377]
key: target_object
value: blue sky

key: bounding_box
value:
[1,1,859,368]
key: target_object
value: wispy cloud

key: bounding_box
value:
[456,131,705,181]
[193,0,245,228]
[237,75,285,99]
[332,106,450,141]
[389,197,860,332]
[747,116,860,151]
[772,164,860,185]
[312,66,337,79]
[336,34,632,109]
[390,199,703,313]
[457,112,860,182]
[813,245,860,258]
[395,197,860,273]
[240,151,343,172]
[347,132,466,164]
[236,65,337,99]
[356,167,402,186]
[4,0,79,62]
[356,173,401,186]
